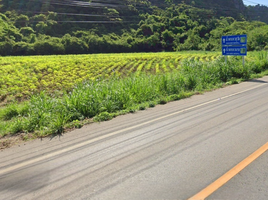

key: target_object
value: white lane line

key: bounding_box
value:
[0,83,264,175]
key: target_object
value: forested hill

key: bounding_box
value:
[0,0,267,24]
[150,0,246,19]
[0,0,268,56]
[0,0,247,18]
[247,5,268,24]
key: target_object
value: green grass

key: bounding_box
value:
[0,51,268,139]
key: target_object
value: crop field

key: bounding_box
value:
[0,51,220,103]
[1,51,268,144]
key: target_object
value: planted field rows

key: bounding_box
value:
[0,52,221,103]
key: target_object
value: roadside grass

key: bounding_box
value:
[1,52,268,140]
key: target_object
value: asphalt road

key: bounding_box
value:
[208,151,268,200]
[1,77,268,200]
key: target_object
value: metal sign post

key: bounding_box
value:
[222,35,247,67]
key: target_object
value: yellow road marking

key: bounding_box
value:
[0,83,264,175]
[188,141,268,200]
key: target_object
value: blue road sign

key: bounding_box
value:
[222,35,247,46]
[222,46,247,56]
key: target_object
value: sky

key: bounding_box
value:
[243,0,268,6]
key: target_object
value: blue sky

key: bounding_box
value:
[243,0,268,6]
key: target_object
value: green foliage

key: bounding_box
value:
[62,34,88,54]
[1,51,268,138]
[248,25,268,51]
[0,52,220,103]
[1,103,19,120]
[0,3,267,56]
[14,14,29,28]
[34,38,65,55]
[94,112,114,122]
[19,27,35,36]
[247,5,268,24]
[0,41,14,55]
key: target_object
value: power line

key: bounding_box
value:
[0,4,251,18]
[12,20,136,23]
[243,0,268,6]
[39,0,126,8]
[2,10,134,18]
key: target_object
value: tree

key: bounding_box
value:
[15,14,29,28]
[19,27,35,36]
[136,24,153,36]
[0,41,14,55]
[62,34,88,54]
[34,39,65,55]
[161,29,175,51]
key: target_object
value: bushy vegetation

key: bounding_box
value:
[1,51,268,138]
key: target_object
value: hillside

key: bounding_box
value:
[150,0,246,19]
[1,0,267,24]
[247,5,268,24]
[0,0,250,22]
[0,0,268,56]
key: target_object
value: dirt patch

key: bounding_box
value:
[0,118,93,150]
[0,136,22,150]
[0,133,35,150]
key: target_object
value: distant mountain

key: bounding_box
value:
[1,0,267,24]
[150,0,268,24]
[149,0,246,19]
[246,5,268,24]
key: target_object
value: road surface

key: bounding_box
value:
[1,77,268,200]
